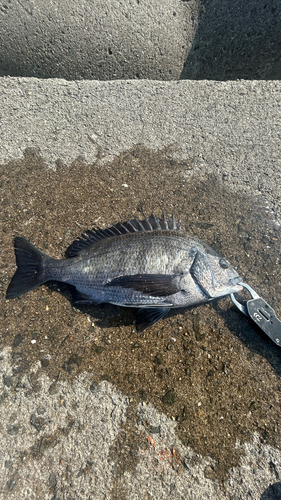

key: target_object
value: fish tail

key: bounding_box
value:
[6,237,53,299]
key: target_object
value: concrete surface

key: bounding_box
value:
[0,77,281,500]
[1,1,281,81]
[182,0,281,80]
[0,0,198,80]
[1,347,281,499]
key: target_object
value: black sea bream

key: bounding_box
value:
[6,214,243,332]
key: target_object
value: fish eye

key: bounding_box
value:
[219,258,228,269]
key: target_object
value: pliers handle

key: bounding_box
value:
[230,283,281,346]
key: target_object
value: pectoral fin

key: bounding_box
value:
[105,274,180,297]
[136,307,170,333]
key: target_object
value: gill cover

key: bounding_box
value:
[190,251,239,298]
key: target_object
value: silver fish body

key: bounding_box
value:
[6,214,243,331]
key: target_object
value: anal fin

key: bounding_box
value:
[68,285,99,305]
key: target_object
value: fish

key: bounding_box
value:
[6,213,243,332]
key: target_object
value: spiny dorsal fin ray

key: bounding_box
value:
[65,213,182,258]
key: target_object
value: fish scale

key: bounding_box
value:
[49,233,190,305]
[6,213,243,332]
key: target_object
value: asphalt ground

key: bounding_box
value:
[0,78,281,500]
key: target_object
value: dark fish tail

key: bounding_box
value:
[6,237,53,299]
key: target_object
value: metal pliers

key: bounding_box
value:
[230,283,281,346]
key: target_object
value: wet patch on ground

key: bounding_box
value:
[0,145,281,484]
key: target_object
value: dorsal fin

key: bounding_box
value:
[65,213,182,258]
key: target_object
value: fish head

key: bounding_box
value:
[191,248,243,299]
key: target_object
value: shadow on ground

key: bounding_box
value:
[260,481,281,500]
[181,0,281,80]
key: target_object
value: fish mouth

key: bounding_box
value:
[229,276,243,291]
[230,276,242,285]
